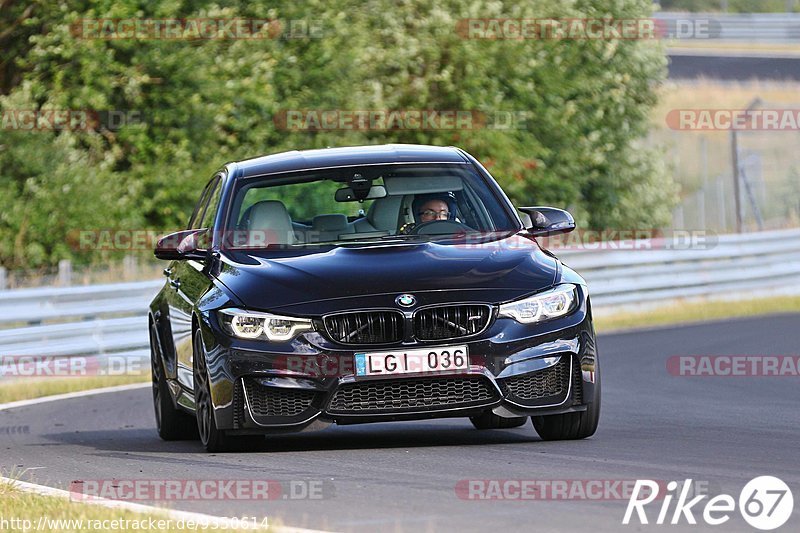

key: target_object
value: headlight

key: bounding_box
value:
[498,284,578,324]
[218,308,313,341]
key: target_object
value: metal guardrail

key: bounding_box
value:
[560,228,800,306]
[0,280,162,324]
[654,13,800,43]
[1,229,799,358]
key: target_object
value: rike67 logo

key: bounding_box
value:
[624,476,794,530]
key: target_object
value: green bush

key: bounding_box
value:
[0,0,675,268]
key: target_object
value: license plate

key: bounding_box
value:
[354,345,469,377]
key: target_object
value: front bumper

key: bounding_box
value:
[193,294,598,434]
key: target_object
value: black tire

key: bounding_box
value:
[469,412,528,430]
[531,362,601,441]
[193,329,262,452]
[150,323,198,441]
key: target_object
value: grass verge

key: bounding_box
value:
[594,295,800,333]
[649,80,800,228]
[665,42,800,54]
[0,482,261,532]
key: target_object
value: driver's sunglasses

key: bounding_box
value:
[418,209,450,220]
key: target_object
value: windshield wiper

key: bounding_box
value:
[329,234,431,246]
[378,233,430,241]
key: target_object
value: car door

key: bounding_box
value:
[166,175,221,389]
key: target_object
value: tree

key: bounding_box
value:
[0,0,676,268]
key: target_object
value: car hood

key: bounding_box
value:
[216,234,559,314]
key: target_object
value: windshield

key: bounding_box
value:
[223,163,518,249]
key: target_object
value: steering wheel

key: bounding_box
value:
[410,219,471,235]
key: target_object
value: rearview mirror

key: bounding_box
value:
[154,229,209,261]
[518,207,575,236]
[335,185,387,202]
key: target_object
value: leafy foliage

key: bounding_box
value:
[0,0,675,268]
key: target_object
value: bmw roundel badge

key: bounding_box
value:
[396,294,416,308]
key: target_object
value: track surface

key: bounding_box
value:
[3,314,799,532]
[667,53,800,81]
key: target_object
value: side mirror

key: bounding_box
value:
[154,229,209,261]
[518,207,575,236]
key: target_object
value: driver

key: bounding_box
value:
[399,192,457,234]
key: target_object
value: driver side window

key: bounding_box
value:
[200,177,222,230]
[188,179,214,230]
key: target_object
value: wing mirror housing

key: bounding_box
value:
[154,228,209,261]
[518,207,576,236]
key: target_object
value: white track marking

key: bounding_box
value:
[0,384,335,532]
[2,477,332,532]
[0,382,150,412]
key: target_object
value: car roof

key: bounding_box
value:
[229,144,470,179]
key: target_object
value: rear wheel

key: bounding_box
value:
[531,361,601,440]
[469,412,528,430]
[150,323,197,441]
[193,329,262,452]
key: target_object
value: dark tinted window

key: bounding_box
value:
[200,176,223,229]
[225,164,518,248]
[188,178,215,230]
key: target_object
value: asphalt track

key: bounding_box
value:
[667,53,800,81]
[2,314,799,532]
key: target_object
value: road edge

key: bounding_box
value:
[0,382,150,412]
[1,477,332,533]
[0,384,334,532]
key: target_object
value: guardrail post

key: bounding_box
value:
[731,130,742,233]
[123,255,137,279]
[58,259,72,287]
[0,266,6,290]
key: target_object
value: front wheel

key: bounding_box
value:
[531,362,601,441]
[151,323,197,441]
[193,329,262,452]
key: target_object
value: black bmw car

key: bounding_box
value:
[149,144,600,452]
